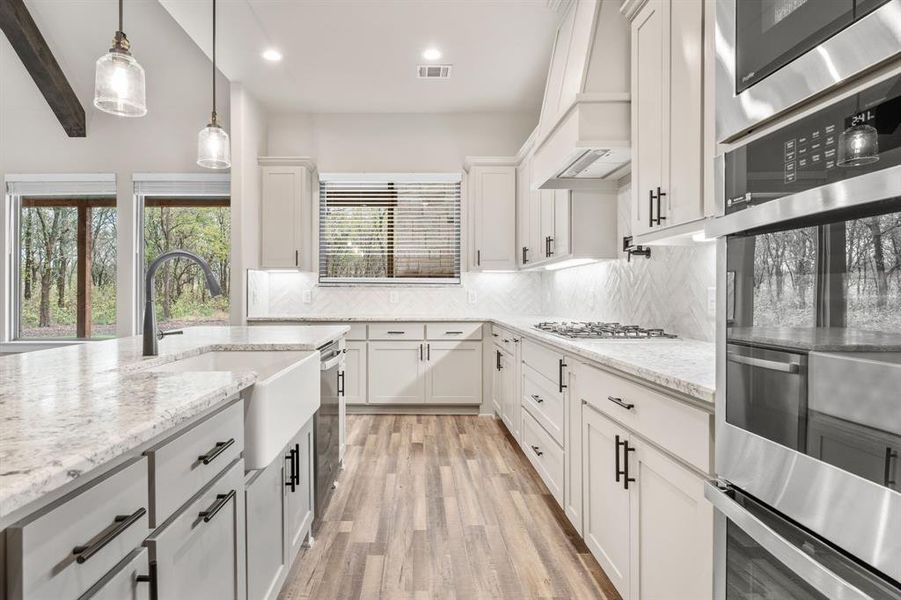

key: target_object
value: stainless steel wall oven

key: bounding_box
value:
[708,65,901,596]
[716,0,901,142]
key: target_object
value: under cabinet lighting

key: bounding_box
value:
[544,258,598,271]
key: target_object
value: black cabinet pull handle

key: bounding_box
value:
[655,187,667,225]
[446,330,463,335]
[427,343,430,361]
[648,189,655,227]
[886,447,898,488]
[198,438,235,465]
[136,560,158,600]
[496,350,502,371]
[295,250,299,266]
[420,343,424,360]
[522,246,529,264]
[607,396,635,411]
[477,249,481,266]
[198,490,236,523]
[531,445,543,457]
[286,447,297,491]
[337,370,345,396]
[72,507,146,564]
[558,359,567,393]
[624,440,636,490]
[615,435,625,483]
[530,394,544,404]
[387,330,405,334]
[548,236,555,256]
[294,443,301,485]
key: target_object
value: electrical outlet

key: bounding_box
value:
[468,290,477,304]
[302,290,312,304]
[707,286,716,316]
[389,291,399,304]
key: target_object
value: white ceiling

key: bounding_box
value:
[160,0,563,115]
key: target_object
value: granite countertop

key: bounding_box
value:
[728,327,901,352]
[248,315,716,404]
[0,325,348,519]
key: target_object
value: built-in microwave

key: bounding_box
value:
[709,66,901,588]
[715,0,901,142]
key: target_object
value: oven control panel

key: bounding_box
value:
[725,73,901,214]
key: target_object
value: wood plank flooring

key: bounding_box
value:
[278,415,620,600]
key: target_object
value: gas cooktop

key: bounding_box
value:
[534,321,678,340]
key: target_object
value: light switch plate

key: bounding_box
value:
[389,291,399,304]
[302,290,312,304]
[707,287,716,316]
[468,290,477,304]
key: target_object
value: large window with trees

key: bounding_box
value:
[11,177,117,340]
[137,176,230,330]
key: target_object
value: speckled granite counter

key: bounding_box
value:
[0,325,348,519]
[248,315,717,405]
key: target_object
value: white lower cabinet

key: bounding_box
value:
[245,458,286,600]
[146,458,247,600]
[80,548,151,600]
[284,420,314,559]
[343,340,367,405]
[582,405,632,598]
[492,344,519,438]
[368,341,428,404]
[368,340,482,405]
[581,401,712,600]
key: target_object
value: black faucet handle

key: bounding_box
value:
[157,329,184,340]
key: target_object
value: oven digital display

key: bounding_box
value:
[724,73,901,213]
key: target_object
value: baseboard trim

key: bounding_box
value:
[347,404,481,415]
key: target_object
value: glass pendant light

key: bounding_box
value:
[837,122,879,167]
[197,0,231,169]
[94,0,147,117]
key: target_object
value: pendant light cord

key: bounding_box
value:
[211,0,217,123]
[118,0,123,33]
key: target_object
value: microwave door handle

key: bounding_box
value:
[726,352,800,374]
[704,483,872,600]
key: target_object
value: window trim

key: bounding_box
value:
[317,173,463,285]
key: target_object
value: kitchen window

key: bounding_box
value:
[135,175,231,329]
[7,176,117,340]
[318,175,461,284]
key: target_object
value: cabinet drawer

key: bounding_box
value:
[522,364,565,446]
[521,411,564,506]
[78,548,150,600]
[522,338,567,390]
[7,457,149,600]
[146,459,245,600]
[490,325,517,354]
[368,323,425,340]
[426,322,482,341]
[577,363,712,473]
[146,400,244,527]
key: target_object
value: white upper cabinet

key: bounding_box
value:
[259,157,317,269]
[626,0,707,241]
[467,161,517,271]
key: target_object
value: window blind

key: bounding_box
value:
[319,177,461,283]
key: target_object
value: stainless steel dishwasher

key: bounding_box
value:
[314,337,345,530]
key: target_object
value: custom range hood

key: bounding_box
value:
[531,0,631,190]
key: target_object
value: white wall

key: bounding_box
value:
[0,0,231,341]
[228,84,268,324]
[267,112,536,172]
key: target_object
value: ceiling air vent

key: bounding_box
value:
[417,64,452,79]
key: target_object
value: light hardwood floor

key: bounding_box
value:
[278,414,620,600]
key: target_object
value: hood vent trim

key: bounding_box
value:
[417,65,452,79]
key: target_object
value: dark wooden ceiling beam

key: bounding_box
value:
[0,0,86,137]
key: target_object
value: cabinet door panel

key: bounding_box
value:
[245,459,285,600]
[148,459,245,600]
[79,548,150,600]
[528,164,544,265]
[261,168,301,268]
[517,162,532,267]
[368,342,427,404]
[631,1,667,236]
[343,341,367,405]
[285,420,313,561]
[472,167,516,270]
[540,189,556,259]
[426,341,482,404]
[582,406,631,598]
[667,0,704,227]
[631,440,712,600]
[553,190,571,259]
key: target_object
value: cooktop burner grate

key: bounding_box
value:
[534,321,677,340]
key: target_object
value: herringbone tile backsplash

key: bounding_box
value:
[248,183,716,341]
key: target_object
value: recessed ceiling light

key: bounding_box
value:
[262,49,283,62]
[422,47,442,61]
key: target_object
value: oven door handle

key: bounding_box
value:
[704,482,873,600]
[726,352,800,374]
